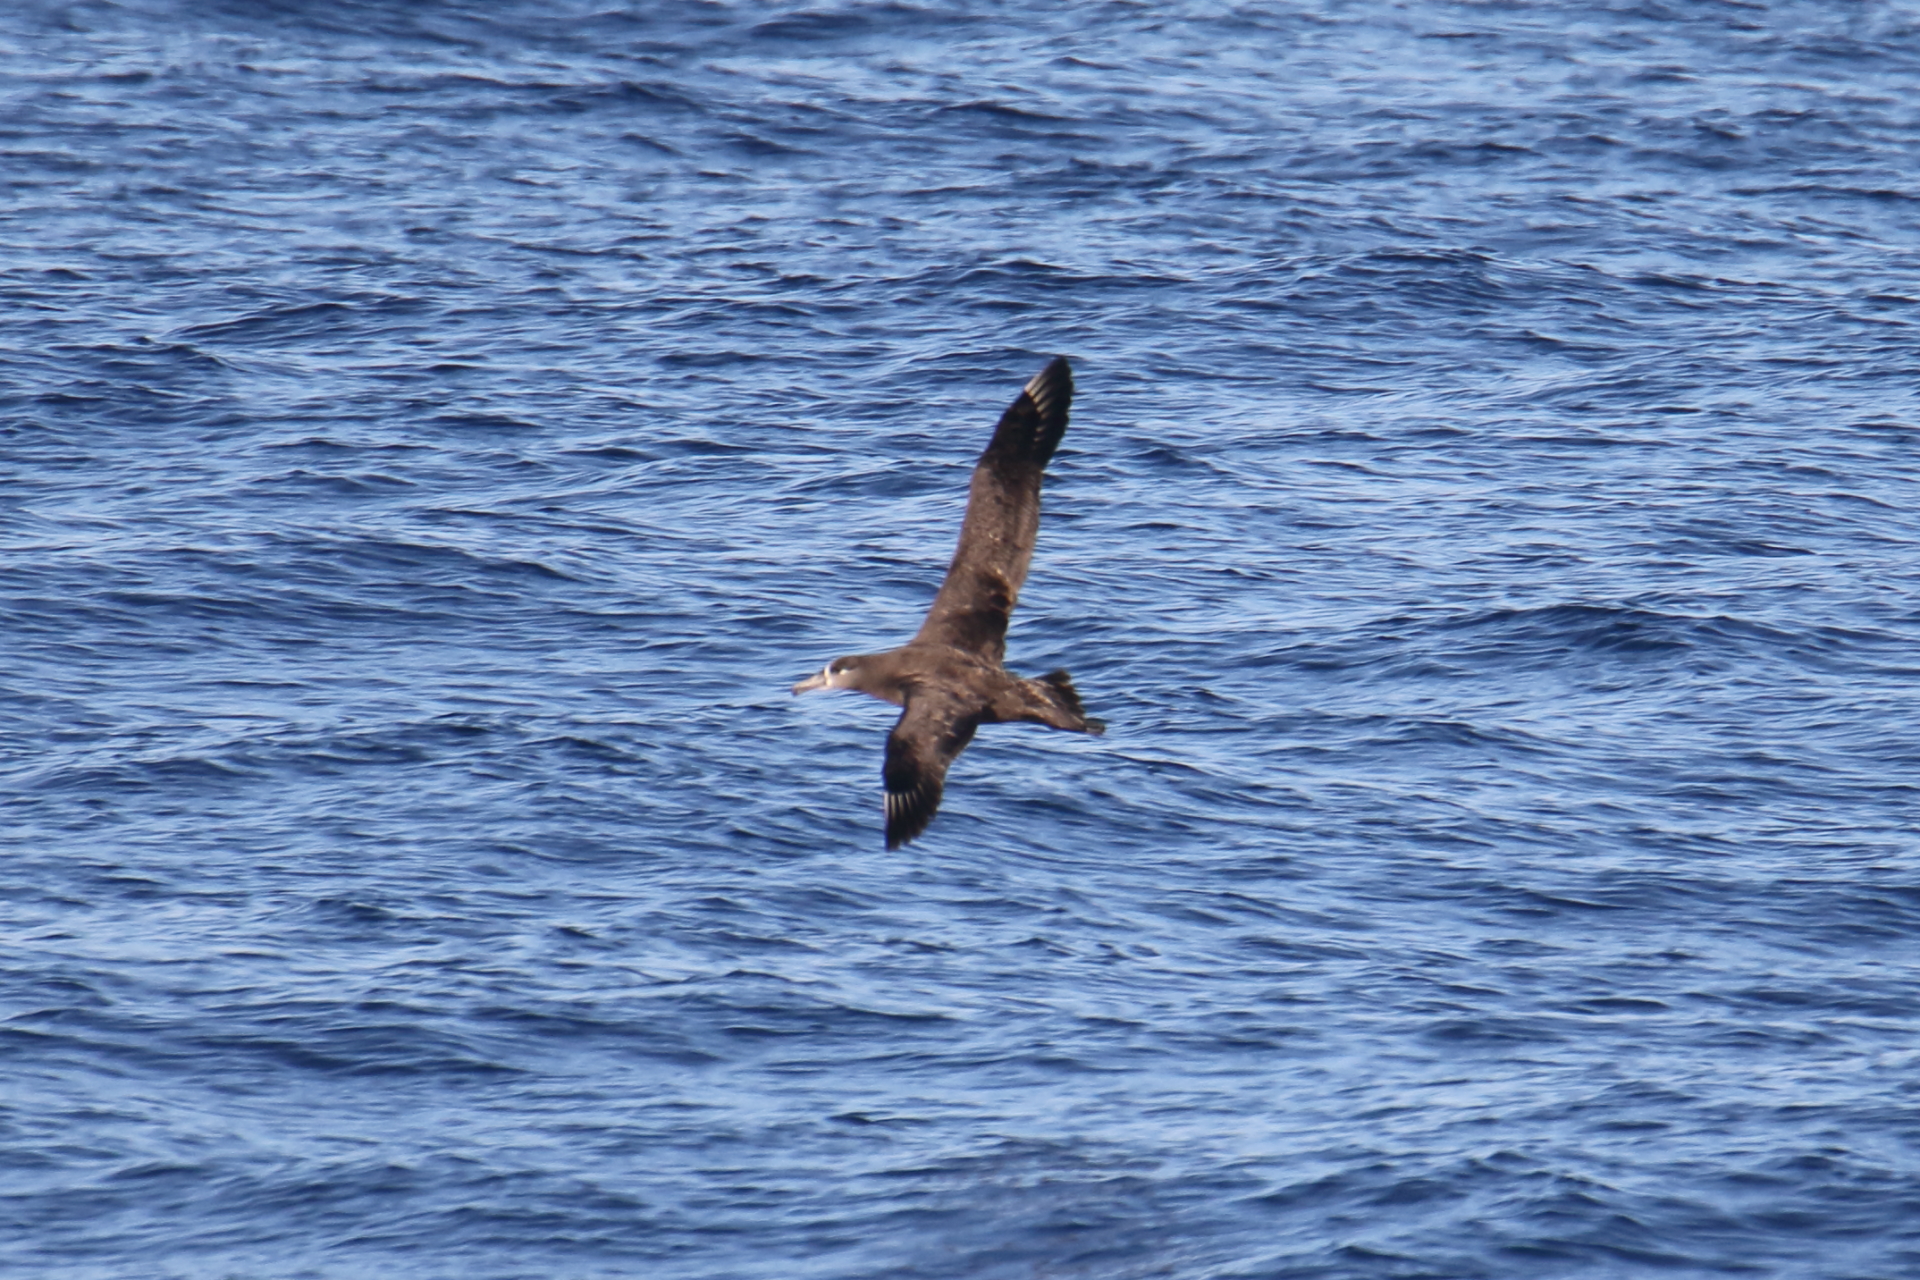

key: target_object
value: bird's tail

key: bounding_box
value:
[1037,669,1106,735]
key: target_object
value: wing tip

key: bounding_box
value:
[989,355,1072,467]
[884,785,938,850]
[1022,356,1073,425]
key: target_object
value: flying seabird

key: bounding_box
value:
[792,356,1104,849]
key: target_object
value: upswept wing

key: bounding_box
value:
[912,357,1073,661]
[882,686,983,850]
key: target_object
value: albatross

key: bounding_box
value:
[792,356,1104,849]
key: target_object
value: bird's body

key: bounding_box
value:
[793,357,1102,849]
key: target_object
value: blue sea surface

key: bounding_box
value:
[5,2,1920,1277]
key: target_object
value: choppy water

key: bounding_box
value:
[6,2,1920,1277]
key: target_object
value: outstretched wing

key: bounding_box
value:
[912,357,1073,661]
[882,686,982,850]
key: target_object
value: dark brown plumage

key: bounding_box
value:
[792,356,1103,849]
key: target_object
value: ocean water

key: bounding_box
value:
[4,1,1919,1277]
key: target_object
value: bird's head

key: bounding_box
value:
[792,655,866,695]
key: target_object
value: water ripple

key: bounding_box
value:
[4,0,1920,1277]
